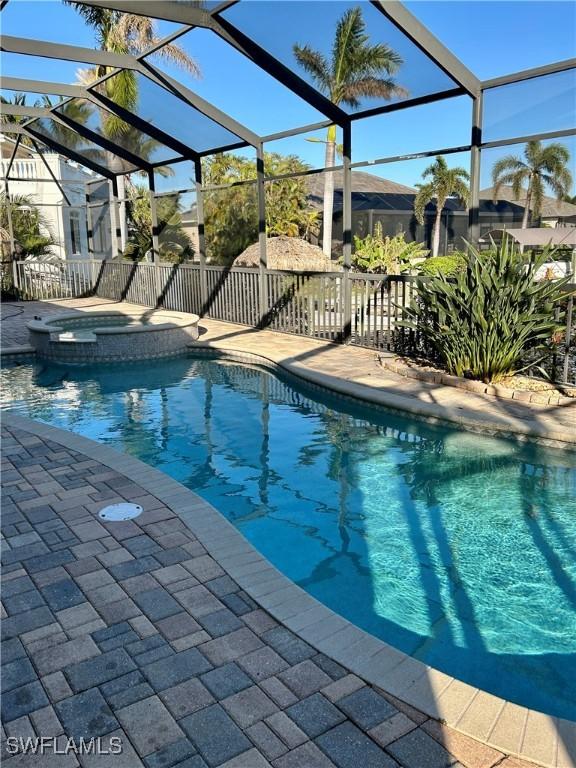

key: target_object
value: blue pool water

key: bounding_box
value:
[2,356,575,719]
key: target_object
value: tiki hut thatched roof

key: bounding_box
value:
[233,236,341,271]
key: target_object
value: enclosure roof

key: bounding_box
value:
[481,228,576,247]
[0,0,574,178]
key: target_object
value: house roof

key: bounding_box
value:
[307,170,416,201]
[480,186,576,219]
[0,134,37,160]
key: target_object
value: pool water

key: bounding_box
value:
[2,356,575,720]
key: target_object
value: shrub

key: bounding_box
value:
[352,224,429,273]
[401,237,571,383]
[419,252,467,277]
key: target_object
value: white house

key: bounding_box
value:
[0,135,101,260]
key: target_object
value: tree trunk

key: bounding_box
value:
[116,173,128,253]
[432,207,442,257]
[322,126,337,258]
[521,184,532,229]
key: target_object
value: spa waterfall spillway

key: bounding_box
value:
[27,310,199,364]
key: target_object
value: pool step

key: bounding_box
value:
[51,331,97,343]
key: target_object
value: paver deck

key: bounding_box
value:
[2,419,548,768]
[1,298,574,446]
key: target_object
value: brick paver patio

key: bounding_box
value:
[1,421,533,768]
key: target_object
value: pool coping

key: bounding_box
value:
[3,412,574,768]
[186,344,576,452]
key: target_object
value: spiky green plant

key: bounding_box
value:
[492,140,573,228]
[352,223,428,273]
[401,236,572,383]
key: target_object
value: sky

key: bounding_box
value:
[1,0,575,193]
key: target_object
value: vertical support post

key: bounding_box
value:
[148,170,160,263]
[342,120,353,341]
[86,190,94,258]
[109,177,122,258]
[5,180,16,262]
[194,158,208,313]
[468,92,483,246]
[256,143,268,326]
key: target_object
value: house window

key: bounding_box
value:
[69,211,81,255]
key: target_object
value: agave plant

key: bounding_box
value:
[401,236,571,383]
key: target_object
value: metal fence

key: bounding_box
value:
[12,259,99,301]
[7,258,575,384]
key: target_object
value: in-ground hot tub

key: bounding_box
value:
[27,310,199,364]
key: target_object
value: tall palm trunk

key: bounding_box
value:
[521,184,532,229]
[322,125,337,258]
[432,206,443,257]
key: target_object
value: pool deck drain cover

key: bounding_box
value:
[99,503,143,521]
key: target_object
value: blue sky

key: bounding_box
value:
[1,0,575,192]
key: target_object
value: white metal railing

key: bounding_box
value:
[1,159,40,180]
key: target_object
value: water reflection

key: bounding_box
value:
[2,356,575,719]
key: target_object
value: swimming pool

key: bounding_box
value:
[2,355,575,720]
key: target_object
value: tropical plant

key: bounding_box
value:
[418,252,467,277]
[123,186,193,263]
[0,192,58,259]
[401,236,571,383]
[492,140,573,228]
[352,223,428,273]
[294,6,406,256]
[202,152,316,264]
[414,156,469,258]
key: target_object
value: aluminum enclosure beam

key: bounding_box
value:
[350,87,467,122]
[1,36,143,70]
[373,1,481,97]
[482,59,576,89]
[0,77,91,99]
[0,105,51,119]
[78,0,214,27]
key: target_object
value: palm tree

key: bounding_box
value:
[66,2,199,248]
[294,7,406,257]
[0,191,58,260]
[414,156,469,258]
[492,140,573,229]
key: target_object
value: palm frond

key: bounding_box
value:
[414,183,434,224]
[292,44,331,92]
[153,42,200,77]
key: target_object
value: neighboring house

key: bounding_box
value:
[306,171,576,254]
[479,186,576,230]
[0,135,110,260]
